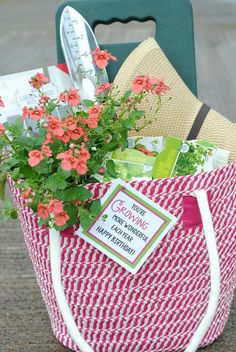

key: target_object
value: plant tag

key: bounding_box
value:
[0,68,44,123]
[77,180,177,274]
[0,65,72,124]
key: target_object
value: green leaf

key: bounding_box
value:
[11,167,20,181]
[0,137,8,149]
[129,110,145,119]
[81,99,94,107]
[20,165,36,178]
[106,159,118,178]
[76,111,88,118]
[17,149,28,159]
[57,186,92,202]
[63,204,78,227]
[29,202,38,212]
[46,157,55,164]
[123,117,136,129]
[106,140,119,151]
[90,199,102,217]
[1,199,17,222]
[0,175,6,200]
[13,181,29,189]
[95,126,103,134]
[46,101,58,114]
[34,160,52,174]
[122,89,132,101]
[10,209,18,219]
[38,217,49,227]
[14,136,33,148]
[76,186,92,201]
[6,158,19,169]
[119,129,128,150]
[112,100,121,107]
[79,209,93,230]
[57,167,71,179]
[45,174,67,192]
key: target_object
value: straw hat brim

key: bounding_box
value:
[114,38,236,161]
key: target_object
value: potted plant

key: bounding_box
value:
[0,49,169,232]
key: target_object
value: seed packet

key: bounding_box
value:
[112,148,156,165]
[112,148,155,181]
[152,136,218,178]
[113,160,153,181]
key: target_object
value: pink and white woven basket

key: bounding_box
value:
[9,162,236,352]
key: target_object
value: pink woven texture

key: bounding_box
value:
[9,163,236,352]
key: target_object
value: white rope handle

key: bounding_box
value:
[184,190,221,352]
[49,228,93,352]
[49,189,220,352]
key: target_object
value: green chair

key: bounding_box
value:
[56,0,197,95]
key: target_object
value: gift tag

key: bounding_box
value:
[77,180,177,274]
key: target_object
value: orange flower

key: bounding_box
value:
[131,75,147,94]
[96,83,112,95]
[147,77,160,86]
[0,96,5,107]
[69,127,87,141]
[154,79,170,95]
[145,77,170,95]
[39,95,50,107]
[76,160,88,175]
[91,48,117,69]
[37,203,50,219]
[43,132,54,145]
[49,199,64,214]
[57,130,70,143]
[29,107,44,121]
[57,151,78,171]
[65,115,77,130]
[58,88,80,106]
[0,123,5,135]
[79,143,90,161]
[29,73,49,89]
[56,150,73,159]
[54,210,70,227]
[42,145,52,157]
[61,156,78,171]
[47,116,64,137]
[87,116,98,129]
[28,150,44,167]
[88,105,102,118]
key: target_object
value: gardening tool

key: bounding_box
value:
[60,6,108,101]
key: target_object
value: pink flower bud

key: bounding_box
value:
[98,166,105,174]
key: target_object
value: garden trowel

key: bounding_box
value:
[60,6,108,101]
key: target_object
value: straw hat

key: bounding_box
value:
[114,38,236,161]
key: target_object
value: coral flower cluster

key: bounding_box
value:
[131,75,170,95]
[56,143,90,175]
[0,48,170,231]
[37,199,69,227]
